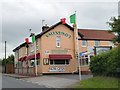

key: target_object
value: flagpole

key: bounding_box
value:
[34,37,37,77]
[75,11,81,80]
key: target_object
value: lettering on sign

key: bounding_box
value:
[51,49,68,54]
[46,31,71,38]
[49,67,65,72]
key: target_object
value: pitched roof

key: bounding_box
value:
[13,22,74,52]
[13,42,31,52]
[78,29,115,40]
[13,22,116,52]
[36,21,74,39]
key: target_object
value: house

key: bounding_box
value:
[13,21,115,75]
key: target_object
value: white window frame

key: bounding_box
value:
[29,59,40,67]
[82,40,87,47]
[19,49,22,58]
[56,36,61,47]
[50,59,70,66]
[29,60,34,67]
[25,47,27,55]
[109,41,114,47]
[43,58,49,65]
[36,39,39,51]
[30,44,34,52]
[94,40,100,46]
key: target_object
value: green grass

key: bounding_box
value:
[73,76,119,88]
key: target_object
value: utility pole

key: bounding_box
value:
[5,41,6,73]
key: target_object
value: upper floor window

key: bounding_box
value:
[94,40,100,46]
[36,39,39,50]
[30,44,34,52]
[25,47,27,55]
[82,40,87,47]
[56,36,61,47]
[19,49,22,57]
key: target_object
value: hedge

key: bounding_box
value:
[90,45,120,77]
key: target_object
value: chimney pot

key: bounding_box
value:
[42,24,49,32]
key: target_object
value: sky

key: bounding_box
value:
[0,0,119,59]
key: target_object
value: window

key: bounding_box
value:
[37,59,40,66]
[43,58,49,65]
[30,59,40,67]
[94,40,100,46]
[82,40,87,47]
[30,44,34,52]
[30,60,34,67]
[18,61,22,68]
[50,59,70,65]
[36,39,39,50]
[25,47,27,55]
[80,55,93,66]
[19,49,22,57]
[109,41,114,47]
[56,36,60,47]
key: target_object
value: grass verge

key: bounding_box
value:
[73,76,119,88]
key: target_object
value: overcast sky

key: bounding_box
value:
[0,0,119,59]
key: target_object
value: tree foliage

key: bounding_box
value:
[107,16,120,43]
[90,45,120,77]
[2,54,14,65]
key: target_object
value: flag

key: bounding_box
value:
[31,35,35,43]
[60,18,66,24]
[25,35,35,43]
[25,38,29,43]
[70,14,76,24]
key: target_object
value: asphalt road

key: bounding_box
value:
[2,75,47,89]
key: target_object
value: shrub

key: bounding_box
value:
[90,45,120,77]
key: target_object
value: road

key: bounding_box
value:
[2,75,47,88]
[22,74,93,88]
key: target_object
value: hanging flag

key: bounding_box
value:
[70,14,76,24]
[25,38,29,43]
[25,37,32,43]
[25,35,35,43]
[60,18,66,24]
[31,35,35,43]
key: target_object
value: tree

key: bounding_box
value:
[7,54,14,64]
[0,58,2,65]
[2,54,14,65]
[107,16,120,43]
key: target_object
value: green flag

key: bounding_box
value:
[32,35,35,43]
[70,14,76,24]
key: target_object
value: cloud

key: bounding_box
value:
[1,0,118,58]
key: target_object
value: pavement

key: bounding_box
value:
[3,73,93,88]
[3,73,32,79]
[2,75,47,88]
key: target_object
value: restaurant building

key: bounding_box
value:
[13,21,115,75]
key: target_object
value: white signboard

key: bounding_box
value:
[49,67,65,72]
[45,50,50,54]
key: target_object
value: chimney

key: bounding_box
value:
[42,24,49,32]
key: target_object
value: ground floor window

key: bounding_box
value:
[30,59,40,67]
[80,55,93,66]
[18,61,22,68]
[43,58,49,65]
[50,59,70,65]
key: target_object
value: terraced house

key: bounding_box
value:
[13,21,115,75]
